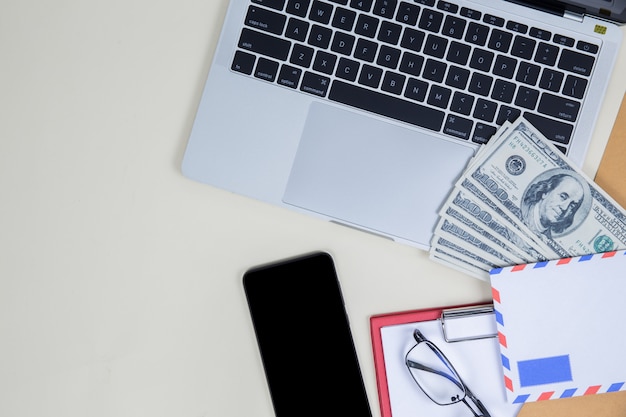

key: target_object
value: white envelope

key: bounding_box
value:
[490,250,626,404]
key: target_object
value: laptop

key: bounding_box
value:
[182,0,624,249]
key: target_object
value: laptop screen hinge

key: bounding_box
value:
[563,9,584,23]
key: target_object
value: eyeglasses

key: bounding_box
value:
[405,329,491,417]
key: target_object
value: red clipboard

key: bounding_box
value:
[370,302,521,417]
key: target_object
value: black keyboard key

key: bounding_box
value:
[350,0,373,11]
[232,50,256,75]
[488,29,512,53]
[331,31,356,55]
[405,78,428,101]
[336,57,360,81]
[465,22,489,46]
[538,93,580,122]
[511,35,536,59]
[423,58,447,82]
[332,7,357,30]
[444,115,473,140]
[539,69,563,92]
[309,0,333,24]
[378,21,402,44]
[483,14,504,27]
[472,123,497,144]
[255,57,280,81]
[496,106,520,125]
[493,55,516,79]
[438,1,458,13]
[419,9,443,32]
[355,14,379,38]
[442,15,467,40]
[534,42,559,66]
[529,27,551,40]
[354,38,378,61]
[278,64,302,88]
[252,0,286,10]
[381,71,406,94]
[491,79,516,103]
[516,62,540,85]
[558,49,595,76]
[506,21,528,34]
[245,6,287,35]
[563,75,588,99]
[577,40,599,54]
[451,92,474,115]
[460,7,481,20]
[524,112,573,144]
[400,28,425,52]
[473,98,497,122]
[396,2,421,26]
[313,50,338,73]
[469,48,494,72]
[399,52,424,76]
[329,80,445,130]
[373,0,398,18]
[468,72,493,96]
[285,18,309,41]
[447,41,471,65]
[300,71,331,96]
[290,43,315,67]
[553,34,574,47]
[445,65,470,89]
[286,0,311,17]
[308,24,333,48]
[358,64,383,87]
[515,86,539,109]
[423,34,448,58]
[377,45,401,68]
[427,85,451,109]
[239,28,291,61]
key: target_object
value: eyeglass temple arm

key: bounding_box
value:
[405,359,464,390]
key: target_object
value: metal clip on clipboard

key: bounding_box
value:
[439,304,497,343]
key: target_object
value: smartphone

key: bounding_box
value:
[243,252,372,417]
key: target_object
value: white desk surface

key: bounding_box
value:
[2,1,625,416]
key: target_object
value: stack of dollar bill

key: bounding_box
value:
[429,117,626,280]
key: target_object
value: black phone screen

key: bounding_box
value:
[243,252,372,417]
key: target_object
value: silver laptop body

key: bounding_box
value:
[182,0,623,249]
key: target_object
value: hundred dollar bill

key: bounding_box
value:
[460,117,626,257]
[455,178,558,259]
[433,218,520,267]
[429,235,492,280]
[440,204,530,264]
[441,188,553,262]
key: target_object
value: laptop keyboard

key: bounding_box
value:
[231,0,599,153]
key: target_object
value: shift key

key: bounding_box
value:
[238,28,291,61]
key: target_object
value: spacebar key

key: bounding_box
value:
[328,80,445,131]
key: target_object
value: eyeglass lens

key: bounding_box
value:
[405,341,466,405]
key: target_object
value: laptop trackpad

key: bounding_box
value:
[282,102,476,246]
